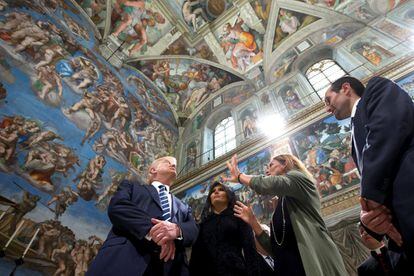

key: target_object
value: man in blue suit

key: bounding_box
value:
[87,156,198,276]
[357,223,405,276]
[324,76,414,265]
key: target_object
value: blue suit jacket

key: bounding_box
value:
[86,180,198,276]
[357,247,409,276]
[352,77,414,258]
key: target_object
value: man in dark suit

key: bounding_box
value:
[358,223,405,276]
[87,156,198,276]
[324,76,414,263]
[255,224,276,276]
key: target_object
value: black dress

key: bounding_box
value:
[189,208,259,276]
[270,196,306,276]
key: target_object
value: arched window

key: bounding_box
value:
[306,59,347,99]
[214,117,236,158]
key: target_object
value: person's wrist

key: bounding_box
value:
[237,172,243,183]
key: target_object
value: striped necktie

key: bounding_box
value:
[158,185,171,221]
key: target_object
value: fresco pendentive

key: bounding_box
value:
[291,116,359,197]
[133,58,243,117]
[0,1,178,274]
[214,13,265,72]
[270,49,298,83]
[273,9,319,51]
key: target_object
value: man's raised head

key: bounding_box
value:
[147,156,177,186]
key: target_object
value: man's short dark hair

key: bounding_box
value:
[330,76,365,97]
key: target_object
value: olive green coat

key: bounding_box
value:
[251,170,347,276]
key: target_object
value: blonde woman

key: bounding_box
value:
[226,154,347,276]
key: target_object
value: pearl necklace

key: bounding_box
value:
[271,196,286,246]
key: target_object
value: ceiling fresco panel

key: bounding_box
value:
[162,38,219,62]
[131,58,244,117]
[166,0,233,33]
[213,12,265,73]
[250,0,273,28]
[272,8,320,51]
[373,19,414,42]
[309,22,364,46]
[107,0,173,57]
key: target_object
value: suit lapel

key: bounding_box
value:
[352,102,365,172]
[144,185,162,210]
[171,196,179,222]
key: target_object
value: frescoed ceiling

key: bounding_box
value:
[66,0,411,121]
[0,0,413,274]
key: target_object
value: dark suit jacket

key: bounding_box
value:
[357,247,409,276]
[352,77,414,258]
[86,180,198,276]
[257,254,276,276]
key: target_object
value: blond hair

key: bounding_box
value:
[147,156,176,183]
[272,154,314,181]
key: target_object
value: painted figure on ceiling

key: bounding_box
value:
[220,17,259,71]
[182,0,207,32]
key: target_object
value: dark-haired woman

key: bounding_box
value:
[189,182,259,276]
[227,154,347,276]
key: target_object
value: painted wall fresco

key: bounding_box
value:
[273,9,319,50]
[176,148,274,223]
[239,105,259,139]
[350,39,395,67]
[177,115,359,224]
[277,84,307,116]
[258,89,276,116]
[162,38,218,62]
[133,58,243,117]
[291,116,359,197]
[167,0,232,33]
[396,70,414,100]
[0,1,178,274]
[108,0,172,57]
[214,14,264,72]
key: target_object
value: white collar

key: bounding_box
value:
[374,246,385,255]
[351,98,361,118]
[151,181,170,193]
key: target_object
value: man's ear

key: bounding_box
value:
[342,82,352,96]
[150,167,157,175]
